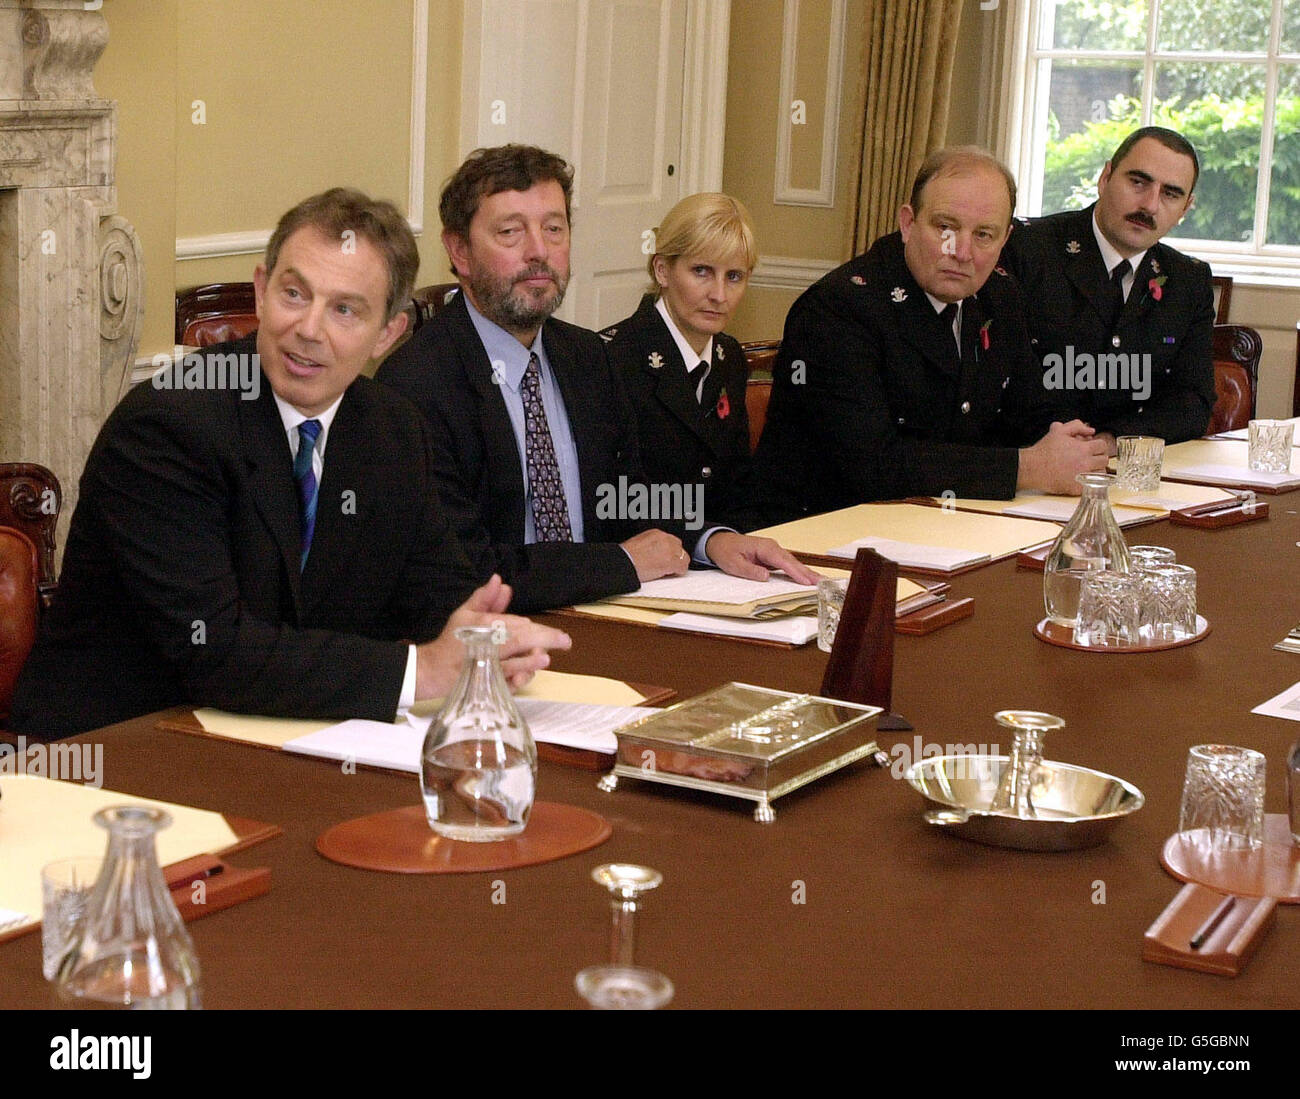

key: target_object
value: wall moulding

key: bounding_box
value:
[773,0,846,208]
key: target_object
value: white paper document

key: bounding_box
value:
[0,906,34,933]
[1003,498,1154,526]
[283,699,659,770]
[1169,462,1300,489]
[1250,681,1300,723]
[658,612,819,645]
[1213,417,1300,444]
[827,535,988,572]
[629,570,817,606]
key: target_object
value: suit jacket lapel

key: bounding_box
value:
[238,383,304,619]
[1063,208,1111,325]
[959,296,984,387]
[641,301,716,447]
[448,294,529,542]
[541,318,602,533]
[1122,250,1160,323]
[897,292,962,380]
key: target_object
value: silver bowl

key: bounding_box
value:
[904,754,1144,851]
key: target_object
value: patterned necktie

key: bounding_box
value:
[294,419,321,570]
[940,302,961,358]
[1110,259,1131,330]
[520,353,572,542]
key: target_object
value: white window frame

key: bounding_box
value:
[1000,0,1300,285]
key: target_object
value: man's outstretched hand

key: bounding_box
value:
[415,575,572,698]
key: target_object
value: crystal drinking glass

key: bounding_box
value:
[1179,745,1266,852]
[1115,435,1164,493]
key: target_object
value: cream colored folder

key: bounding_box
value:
[936,481,1231,525]
[749,503,1062,564]
[1162,438,1300,489]
[0,775,240,932]
[181,670,651,748]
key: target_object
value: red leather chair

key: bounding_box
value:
[741,340,780,454]
[175,283,259,348]
[0,464,61,609]
[1207,324,1262,435]
[0,463,62,728]
[409,282,460,328]
[0,526,38,727]
[176,281,462,354]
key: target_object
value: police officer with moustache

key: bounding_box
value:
[1001,126,1217,452]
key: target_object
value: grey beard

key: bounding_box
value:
[469,267,568,331]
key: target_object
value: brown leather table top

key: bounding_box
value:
[3,506,1299,1010]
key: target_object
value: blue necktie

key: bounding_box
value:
[294,419,322,569]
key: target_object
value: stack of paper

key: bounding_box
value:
[1002,496,1156,527]
[657,613,820,645]
[1163,439,1300,490]
[571,572,933,644]
[826,535,987,571]
[605,570,819,619]
[1163,463,1300,491]
[1212,417,1300,444]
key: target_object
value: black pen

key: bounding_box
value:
[1189,895,1235,950]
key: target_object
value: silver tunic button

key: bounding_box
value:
[701,466,712,479]
[960,401,971,414]
[1112,335,1121,347]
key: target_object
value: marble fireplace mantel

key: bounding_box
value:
[0,0,143,552]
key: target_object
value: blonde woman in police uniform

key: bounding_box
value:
[600,193,757,528]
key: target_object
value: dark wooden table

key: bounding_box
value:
[3,504,1299,1015]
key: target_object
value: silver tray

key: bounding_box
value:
[905,753,1144,851]
[599,682,882,822]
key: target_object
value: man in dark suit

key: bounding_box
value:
[377,145,814,613]
[748,147,1108,526]
[1001,126,1216,449]
[12,189,568,739]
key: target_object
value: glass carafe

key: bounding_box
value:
[56,806,202,1009]
[420,624,537,842]
[1043,473,1130,626]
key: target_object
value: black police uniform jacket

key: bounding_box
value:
[745,231,1065,527]
[1000,205,1216,444]
[599,294,752,528]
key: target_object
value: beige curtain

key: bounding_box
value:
[848,0,964,255]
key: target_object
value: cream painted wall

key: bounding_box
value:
[97,0,463,360]
[96,0,178,360]
[724,0,866,343]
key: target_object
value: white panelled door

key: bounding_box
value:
[461,0,688,329]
